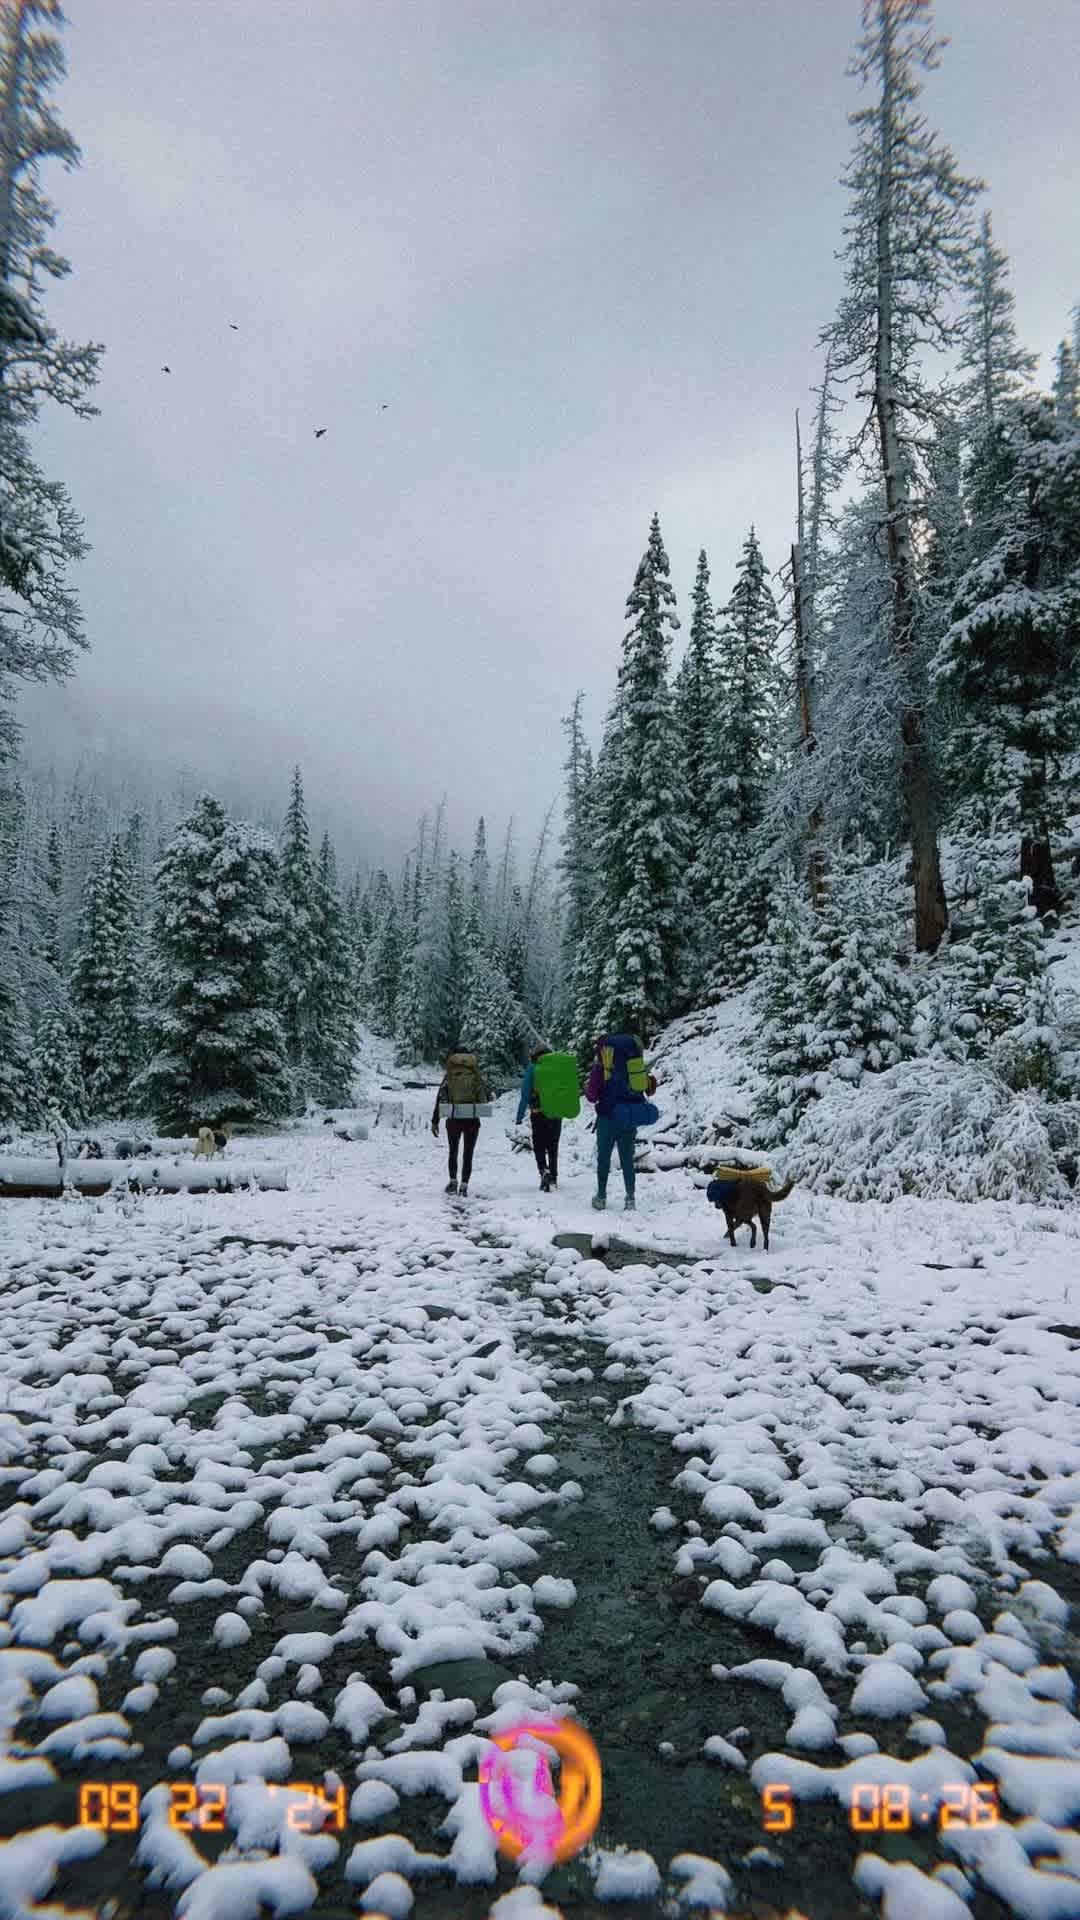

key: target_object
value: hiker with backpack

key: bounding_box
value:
[431,1048,493,1197]
[583,1033,660,1213]
[515,1044,581,1192]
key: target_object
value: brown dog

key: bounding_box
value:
[718,1178,795,1252]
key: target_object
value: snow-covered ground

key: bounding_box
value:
[1,1063,1079,1919]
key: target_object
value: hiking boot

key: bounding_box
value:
[540,1172,551,1193]
[624,1193,636,1212]
[591,1193,606,1211]
[459,1182,469,1198]
[445,1179,458,1194]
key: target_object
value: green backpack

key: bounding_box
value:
[532,1051,581,1121]
[445,1053,487,1105]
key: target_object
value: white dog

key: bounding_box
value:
[194,1126,217,1160]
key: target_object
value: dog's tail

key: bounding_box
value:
[765,1179,796,1201]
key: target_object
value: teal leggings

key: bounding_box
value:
[596,1115,636,1197]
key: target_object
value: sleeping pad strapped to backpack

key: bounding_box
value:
[532,1051,581,1121]
[600,1033,660,1130]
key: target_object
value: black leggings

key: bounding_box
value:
[446,1118,480,1183]
[530,1113,562,1179]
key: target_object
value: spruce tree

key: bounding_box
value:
[921,413,970,662]
[34,1002,85,1125]
[813,491,905,848]
[957,212,1037,437]
[754,866,816,1142]
[794,843,914,1102]
[39,818,63,985]
[708,527,784,993]
[768,354,844,906]
[394,810,448,1065]
[933,392,1080,913]
[673,553,723,1001]
[555,699,598,1041]
[308,832,357,1106]
[922,876,1056,1090]
[822,0,982,952]
[442,850,468,1051]
[569,703,624,1059]
[279,766,318,1102]
[0,775,40,1122]
[468,817,490,950]
[0,0,102,763]
[70,834,141,1115]
[32,816,84,1122]
[1053,340,1079,429]
[347,872,370,971]
[459,946,534,1070]
[503,884,527,1003]
[361,875,401,1035]
[138,794,289,1132]
[591,512,685,1040]
[557,695,596,944]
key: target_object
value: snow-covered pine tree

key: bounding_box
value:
[360,872,401,1035]
[346,871,370,970]
[753,864,816,1141]
[920,871,1066,1099]
[708,526,784,994]
[459,943,534,1071]
[278,766,319,1103]
[34,1000,85,1125]
[442,850,468,1052]
[569,695,625,1059]
[489,817,518,963]
[502,884,527,1004]
[138,794,289,1132]
[920,411,971,667]
[519,804,559,1037]
[395,809,448,1065]
[822,0,981,952]
[804,843,914,1080]
[673,552,723,1001]
[591,512,684,1041]
[307,832,357,1106]
[768,356,845,907]
[813,490,905,848]
[0,773,40,1122]
[957,212,1038,439]
[1053,339,1079,429]
[31,816,84,1122]
[40,817,62,983]
[557,693,596,943]
[933,392,1080,915]
[69,833,142,1115]
[1,770,51,1026]
[0,0,102,764]
[468,817,491,951]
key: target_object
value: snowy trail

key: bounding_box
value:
[1,1099,1079,1919]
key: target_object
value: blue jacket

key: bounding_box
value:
[515,1064,535,1126]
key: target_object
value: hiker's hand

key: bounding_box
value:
[431,1121,439,1137]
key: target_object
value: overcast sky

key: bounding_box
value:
[21,0,1080,873]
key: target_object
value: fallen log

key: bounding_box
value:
[0,1156,287,1197]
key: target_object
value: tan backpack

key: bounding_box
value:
[445,1052,486,1105]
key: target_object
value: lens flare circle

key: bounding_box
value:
[478,1718,602,1863]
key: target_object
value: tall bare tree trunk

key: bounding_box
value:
[873,6,948,954]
